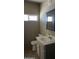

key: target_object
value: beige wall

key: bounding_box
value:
[24,1,40,49]
[40,0,55,36]
[24,1,40,15]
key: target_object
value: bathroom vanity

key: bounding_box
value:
[45,43,55,59]
[36,35,55,59]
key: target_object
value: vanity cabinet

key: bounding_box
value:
[44,43,55,59]
[37,42,55,59]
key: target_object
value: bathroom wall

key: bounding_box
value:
[24,1,40,49]
[40,0,55,36]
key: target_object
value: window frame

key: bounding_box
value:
[24,14,38,21]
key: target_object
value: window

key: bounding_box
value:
[29,16,37,21]
[24,15,28,21]
[24,14,38,21]
[48,16,53,22]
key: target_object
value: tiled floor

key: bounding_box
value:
[24,48,39,59]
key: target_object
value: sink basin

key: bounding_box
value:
[36,36,55,45]
[40,37,50,42]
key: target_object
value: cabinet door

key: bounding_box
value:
[45,43,55,59]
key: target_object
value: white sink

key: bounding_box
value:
[36,36,55,45]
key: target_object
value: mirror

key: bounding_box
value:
[46,9,55,31]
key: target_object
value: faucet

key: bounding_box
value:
[48,34,52,40]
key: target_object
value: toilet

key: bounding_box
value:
[31,40,37,51]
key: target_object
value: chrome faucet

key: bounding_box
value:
[48,34,52,40]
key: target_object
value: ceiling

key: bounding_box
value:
[26,0,46,3]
